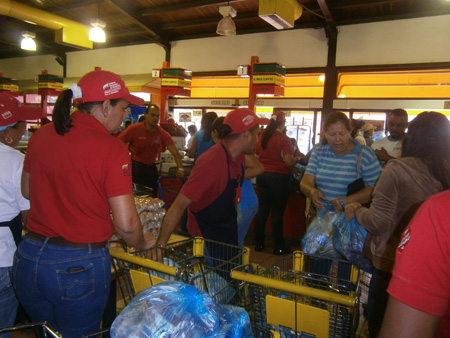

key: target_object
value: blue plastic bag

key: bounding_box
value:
[301,202,343,259]
[110,280,254,338]
[333,213,373,272]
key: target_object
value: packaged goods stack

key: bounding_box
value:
[109,196,166,251]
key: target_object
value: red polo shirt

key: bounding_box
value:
[255,130,294,175]
[119,122,174,164]
[24,112,133,242]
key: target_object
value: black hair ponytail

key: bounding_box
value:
[53,89,73,135]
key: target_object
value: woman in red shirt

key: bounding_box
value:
[254,112,295,255]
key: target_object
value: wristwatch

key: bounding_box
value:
[177,167,184,172]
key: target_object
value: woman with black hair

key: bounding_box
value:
[254,111,295,255]
[345,111,450,338]
[13,69,155,338]
[188,111,218,160]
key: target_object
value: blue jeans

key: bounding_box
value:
[254,172,290,249]
[12,237,111,338]
[0,267,18,338]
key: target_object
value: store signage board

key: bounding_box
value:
[179,113,191,122]
[193,110,202,116]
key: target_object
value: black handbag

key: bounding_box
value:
[347,150,371,207]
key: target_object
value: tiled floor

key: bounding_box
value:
[244,231,303,266]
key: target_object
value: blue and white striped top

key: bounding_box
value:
[305,140,381,201]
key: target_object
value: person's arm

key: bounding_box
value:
[283,153,295,171]
[300,173,326,209]
[378,297,441,338]
[21,210,29,228]
[167,144,185,179]
[21,171,30,200]
[243,155,264,180]
[157,192,192,247]
[187,136,197,158]
[331,185,374,212]
[375,147,395,162]
[109,194,156,250]
[352,163,398,235]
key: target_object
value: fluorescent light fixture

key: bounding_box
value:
[21,31,36,51]
[217,6,237,36]
[89,19,106,42]
[318,74,325,82]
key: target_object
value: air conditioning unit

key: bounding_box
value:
[259,0,302,30]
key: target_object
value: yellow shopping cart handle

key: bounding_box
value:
[231,269,356,307]
[109,248,179,277]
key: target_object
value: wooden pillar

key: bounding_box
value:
[248,56,260,112]
[159,61,170,123]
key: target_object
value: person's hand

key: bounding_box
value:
[345,202,362,221]
[311,188,326,209]
[176,168,185,179]
[142,231,158,250]
[375,147,390,162]
[331,198,346,212]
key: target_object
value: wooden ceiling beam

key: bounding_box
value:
[106,0,170,52]
[159,11,259,30]
[141,0,242,16]
[45,0,103,13]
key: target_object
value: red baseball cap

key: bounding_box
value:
[223,108,269,135]
[271,111,286,123]
[0,93,43,130]
[75,69,144,106]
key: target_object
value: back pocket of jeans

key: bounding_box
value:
[57,263,95,300]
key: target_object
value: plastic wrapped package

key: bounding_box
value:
[135,196,166,233]
[110,281,254,338]
[333,214,373,272]
[301,203,343,259]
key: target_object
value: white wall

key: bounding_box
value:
[170,28,329,71]
[66,44,166,77]
[0,55,63,79]
[337,14,450,66]
[2,14,450,81]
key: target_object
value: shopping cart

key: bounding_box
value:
[110,237,249,308]
[0,321,111,338]
[231,251,360,338]
[157,176,184,209]
[0,321,62,338]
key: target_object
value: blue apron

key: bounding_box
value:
[191,143,244,246]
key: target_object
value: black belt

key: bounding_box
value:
[131,160,157,169]
[26,230,107,249]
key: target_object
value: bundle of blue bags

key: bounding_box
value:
[111,281,254,338]
[301,201,373,272]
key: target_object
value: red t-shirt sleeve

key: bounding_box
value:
[181,153,226,210]
[104,141,133,197]
[388,192,450,317]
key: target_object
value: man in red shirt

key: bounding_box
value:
[156,108,267,247]
[119,104,184,197]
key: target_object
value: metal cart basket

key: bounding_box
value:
[0,321,62,338]
[110,237,249,307]
[231,251,360,338]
